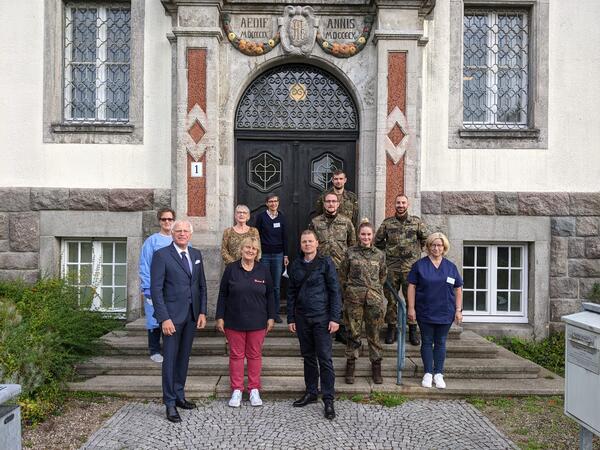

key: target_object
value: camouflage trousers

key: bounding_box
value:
[384,269,416,326]
[344,300,384,362]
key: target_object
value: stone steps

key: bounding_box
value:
[124,318,464,339]
[76,352,539,379]
[99,331,496,359]
[68,371,563,399]
[69,320,564,399]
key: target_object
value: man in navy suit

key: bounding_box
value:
[151,220,207,422]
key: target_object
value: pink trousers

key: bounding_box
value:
[224,328,267,392]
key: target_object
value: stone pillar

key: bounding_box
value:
[167,1,224,317]
[373,5,428,220]
[169,2,222,240]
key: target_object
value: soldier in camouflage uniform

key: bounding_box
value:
[375,194,427,346]
[339,221,387,384]
[310,192,356,343]
[315,170,359,228]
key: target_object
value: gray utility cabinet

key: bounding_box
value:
[563,302,600,438]
[0,384,22,450]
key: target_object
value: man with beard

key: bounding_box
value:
[375,195,427,345]
[315,170,359,228]
[310,192,356,344]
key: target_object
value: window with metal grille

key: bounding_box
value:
[462,244,528,323]
[463,10,529,129]
[64,4,131,123]
[61,239,127,313]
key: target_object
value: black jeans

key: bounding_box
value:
[295,315,335,401]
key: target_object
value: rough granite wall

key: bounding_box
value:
[0,187,171,283]
[421,191,600,333]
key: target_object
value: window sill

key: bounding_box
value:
[458,128,540,139]
[51,123,134,134]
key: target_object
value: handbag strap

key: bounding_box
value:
[297,257,319,291]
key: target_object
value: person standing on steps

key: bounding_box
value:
[138,207,176,364]
[339,220,387,385]
[254,193,289,323]
[221,204,260,265]
[315,169,359,229]
[151,220,207,423]
[375,194,428,346]
[309,192,356,345]
[407,232,463,389]
[216,236,275,408]
[287,230,341,420]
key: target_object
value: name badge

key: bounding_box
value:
[273,222,281,228]
[446,277,455,285]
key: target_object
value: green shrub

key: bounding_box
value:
[0,278,121,424]
[489,333,565,377]
[587,282,600,304]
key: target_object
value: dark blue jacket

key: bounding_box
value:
[150,243,207,324]
[286,255,342,324]
[215,260,276,331]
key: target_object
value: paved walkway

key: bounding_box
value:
[81,399,516,449]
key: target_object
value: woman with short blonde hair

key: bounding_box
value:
[216,234,275,408]
[407,232,463,390]
[221,204,261,264]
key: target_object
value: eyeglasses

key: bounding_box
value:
[235,211,248,215]
[160,218,174,222]
[324,200,338,204]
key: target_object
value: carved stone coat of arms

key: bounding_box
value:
[279,5,319,56]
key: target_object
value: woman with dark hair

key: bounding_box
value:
[255,193,289,323]
[340,220,387,385]
[407,232,463,389]
[216,236,275,407]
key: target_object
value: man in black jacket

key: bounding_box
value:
[287,229,341,420]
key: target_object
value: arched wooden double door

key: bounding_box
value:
[235,64,359,258]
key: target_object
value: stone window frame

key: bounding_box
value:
[445,215,550,339]
[448,0,549,149]
[43,0,144,144]
[461,242,529,323]
[39,211,144,320]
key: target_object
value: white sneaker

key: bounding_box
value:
[150,353,163,363]
[433,373,446,389]
[228,389,242,408]
[421,373,433,388]
[249,389,263,407]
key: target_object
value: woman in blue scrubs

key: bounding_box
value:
[407,232,463,389]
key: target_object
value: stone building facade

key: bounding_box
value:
[0,0,598,339]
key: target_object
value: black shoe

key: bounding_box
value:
[175,399,196,410]
[274,316,283,323]
[293,393,318,407]
[166,406,181,423]
[385,324,397,344]
[324,400,335,420]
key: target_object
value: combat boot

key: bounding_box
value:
[408,324,420,346]
[345,359,355,384]
[371,360,383,384]
[384,324,397,344]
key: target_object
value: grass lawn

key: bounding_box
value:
[467,396,600,450]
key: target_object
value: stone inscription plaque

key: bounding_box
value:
[319,17,362,41]
[231,15,277,39]
[567,327,600,374]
